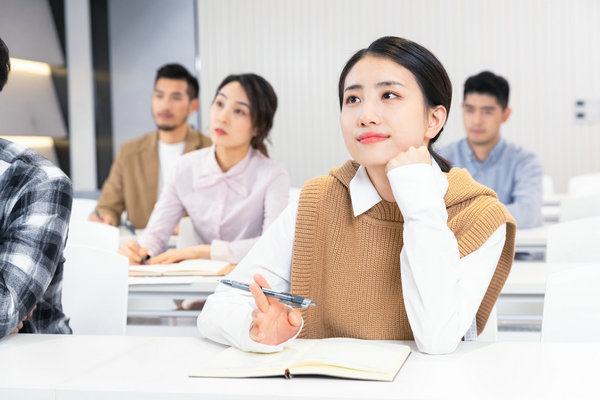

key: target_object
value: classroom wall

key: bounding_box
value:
[197,0,600,192]
[108,0,197,155]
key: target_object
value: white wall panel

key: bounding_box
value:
[197,0,600,191]
[109,0,197,154]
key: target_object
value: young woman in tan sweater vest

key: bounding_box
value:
[198,36,516,354]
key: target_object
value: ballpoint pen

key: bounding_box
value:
[93,209,103,220]
[124,219,151,264]
[220,279,317,308]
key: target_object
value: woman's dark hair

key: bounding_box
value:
[214,73,277,157]
[338,36,453,172]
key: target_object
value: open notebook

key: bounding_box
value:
[190,338,411,381]
[129,259,234,277]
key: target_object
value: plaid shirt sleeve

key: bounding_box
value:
[0,141,72,338]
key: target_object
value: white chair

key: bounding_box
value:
[559,195,600,222]
[67,220,120,252]
[567,172,600,197]
[541,264,600,342]
[70,198,98,221]
[61,244,130,335]
[542,175,554,198]
[546,217,600,263]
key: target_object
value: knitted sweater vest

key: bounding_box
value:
[291,160,516,339]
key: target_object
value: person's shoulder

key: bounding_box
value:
[250,149,289,177]
[437,138,465,156]
[179,145,212,162]
[118,131,158,156]
[0,138,67,177]
[188,129,212,148]
[502,139,541,163]
[0,139,71,189]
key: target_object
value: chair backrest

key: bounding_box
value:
[546,217,600,263]
[61,244,129,335]
[542,175,554,198]
[176,217,196,249]
[541,264,600,342]
[67,220,120,252]
[567,172,600,197]
[559,195,600,222]
[70,198,98,221]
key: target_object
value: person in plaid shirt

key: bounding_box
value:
[0,37,72,338]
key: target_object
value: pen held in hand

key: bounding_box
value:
[124,220,151,264]
[220,279,317,308]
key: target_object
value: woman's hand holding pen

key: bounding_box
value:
[118,239,150,265]
[248,274,302,346]
[385,145,431,173]
[147,245,210,264]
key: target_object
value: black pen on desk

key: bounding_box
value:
[124,219,151,264]
[220,279,317,308]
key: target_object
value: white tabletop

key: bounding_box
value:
[0,334,596,399]
[515,225,548,253]
[502,261,600,295]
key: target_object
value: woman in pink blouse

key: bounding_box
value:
[119,74,290,265]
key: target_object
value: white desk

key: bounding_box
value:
[514,225,548,254]
[543,193,567,207]
[0,334,596,399]
[498,261,600,329]
[125,260,560,321]
[128,276,220,318]
[541,205,560,223]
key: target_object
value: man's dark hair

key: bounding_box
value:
[464,71,510,109]
[155,63,199,99]
[0,37,10,92]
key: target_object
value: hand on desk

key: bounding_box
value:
[147,245,211,264]
[249,274,302,346]
[118,239,150,265]
[89,211,115,225]
[10,305,36,335]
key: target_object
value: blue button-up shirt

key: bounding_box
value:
[438,137,543,228]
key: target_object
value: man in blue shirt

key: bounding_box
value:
[439,71,543,228]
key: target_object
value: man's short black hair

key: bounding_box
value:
[464,71,509,109]
[0,37,10,92]
[154,63,199,99]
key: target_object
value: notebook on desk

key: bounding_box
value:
[129,259,234,277]
[190,338,411,381]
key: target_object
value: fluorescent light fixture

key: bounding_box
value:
[9,58,52,76]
